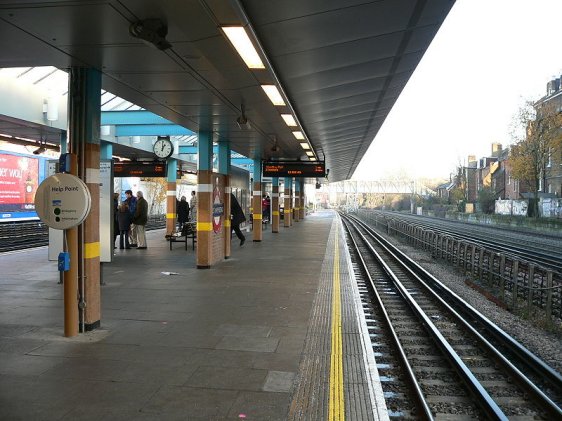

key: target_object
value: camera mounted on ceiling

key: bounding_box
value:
[33,135,47,155]
[236,103,251,130]
[270,135,279,153]
[130,19,172,51]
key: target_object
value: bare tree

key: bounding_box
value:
[141,177,167,215]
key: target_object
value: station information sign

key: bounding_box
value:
[34,173,92,230]
[262,161,325,178]
[114,162,166,177]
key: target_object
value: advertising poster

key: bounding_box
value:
[0,153,39,214]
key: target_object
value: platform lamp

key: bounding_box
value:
[43,95,59,122]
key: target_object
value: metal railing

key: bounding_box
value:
[357,210,562,322]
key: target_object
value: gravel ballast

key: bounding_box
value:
[373,227,562,375]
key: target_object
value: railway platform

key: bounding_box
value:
[0,210,387,420]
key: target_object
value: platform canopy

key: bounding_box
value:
[0,0,454,182]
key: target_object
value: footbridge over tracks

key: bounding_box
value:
[323,179,436,195]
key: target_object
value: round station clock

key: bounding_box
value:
[153,137,174,159]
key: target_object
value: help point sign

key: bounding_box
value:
[35,173,92,230]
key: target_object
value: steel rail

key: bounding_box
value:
[342,214,509,420]
[377,212,562,272]
[348,213,562,417]
[341,217,434,420]
[0,217,167,253]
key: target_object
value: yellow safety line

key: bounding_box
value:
[329,225,345,420]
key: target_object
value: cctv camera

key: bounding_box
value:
[236,115,251,130]
[130,19,172,50]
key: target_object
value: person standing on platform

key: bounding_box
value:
[262,194,271,224]
[124,189,137,247]
[189,190,197,222]
[177,196,189,229]
[117,203,132,249]
[231,193,246,246]
[113,192,119,249]
[133,191,148,249]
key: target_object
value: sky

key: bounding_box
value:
[352,0,562,181]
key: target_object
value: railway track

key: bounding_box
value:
[0,220,49,252]
[0,216,167,253]
[341,213,562,419]
[364,210,562,273]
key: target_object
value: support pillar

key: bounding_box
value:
[100,142,112,160]
[166,159,177,234]
[197,131,213,268]
[63,154,78,337]
[294,180,300,222]
[272,177,279,233]
[218,141,231,258]
[284,177,291,227]
[68,67,101,332]
[252,158,262,241]
[60,131,68,154]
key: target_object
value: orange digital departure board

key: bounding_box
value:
[262,161,325,177]
[114,162,166,177]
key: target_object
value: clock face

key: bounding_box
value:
[154,138,173,158]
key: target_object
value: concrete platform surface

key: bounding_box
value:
[0,210,385,420]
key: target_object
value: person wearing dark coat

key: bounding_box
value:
[117,203,132,249]
[132,191,149,249]
[113,192,119,249]
[177,196,190,228]
[230,193,246,246]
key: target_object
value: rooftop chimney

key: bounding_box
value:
[547,78,560,96]
[491,143,502,157]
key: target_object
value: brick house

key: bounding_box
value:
[536,76,562,197]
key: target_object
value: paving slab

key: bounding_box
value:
[0,211,386,419]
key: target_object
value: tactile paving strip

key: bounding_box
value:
[288,217,388,420]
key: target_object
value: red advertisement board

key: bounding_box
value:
[0,153,39,212]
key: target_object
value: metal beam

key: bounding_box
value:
[101,110,174,125]
[115,124,194,136]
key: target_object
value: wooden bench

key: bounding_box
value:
[166,223,196,250]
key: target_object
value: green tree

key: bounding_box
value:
[478,186,496,214]
[449,163,467,211]
[510,100,562,216]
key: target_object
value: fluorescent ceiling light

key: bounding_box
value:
[261,85,285,106]
[292,131,304,140]
[222,27,265,69]
[306,151,314,157]
[309,157,316,161]
[281,114,297,127]
[300,142,310,150]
